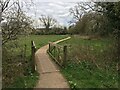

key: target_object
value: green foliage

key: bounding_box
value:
[61,60,118,88]
[9,72,39,88]
[69,12,112,36]
[69,81,77,90]
[95,2,120,66]
[60,36,118,88]
[69,2,120,37]
[68,25,78,34]
[2,35,68,88]
[96,2,120,37]
[35,27,68,35]
[2,41,25,88]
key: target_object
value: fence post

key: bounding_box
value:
[49,43,51,52]
[24,44,27,61]
[63,45,67,67]
[31,41,35,73]
[54,46,56,57]
[57,47,60,62]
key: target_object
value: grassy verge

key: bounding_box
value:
[2,35,68,88]
[59,36,118,88]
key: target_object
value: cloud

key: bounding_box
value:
[23,1,77,27]
[58,13,70,18]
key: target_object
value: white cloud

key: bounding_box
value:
[58,13,70,18]
[22,1,77,27]
[46,9,54,13]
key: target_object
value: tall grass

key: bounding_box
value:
[59,36,118,88]
[2,35,68,88]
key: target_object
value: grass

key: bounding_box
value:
[62,61,118,89]
[58,36,118,89]
[3,35,68,88]
[18,35,68,57]
[9,72,39,88]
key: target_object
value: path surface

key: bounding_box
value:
[35,37,71,88]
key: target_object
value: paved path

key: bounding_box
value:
[35,37,71,88]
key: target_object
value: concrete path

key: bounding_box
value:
[35,37,71,88]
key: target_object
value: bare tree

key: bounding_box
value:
[69,2,95,23]
[0,0,17,22]
[2,10,33,45]
[39,15,57,31]
[1,0,33,45]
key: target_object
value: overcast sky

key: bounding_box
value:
[22,1,79,27]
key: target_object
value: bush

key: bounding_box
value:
[34,28,68,35]
[2,40,33,88]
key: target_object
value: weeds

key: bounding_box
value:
[2,35,67,88]
[60,36,118,88]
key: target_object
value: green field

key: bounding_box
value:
[3,35,68,88]
[18,35,68,57]
[3,35,119,88]
[59,36,118,88]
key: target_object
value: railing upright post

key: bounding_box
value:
[31,41,35,72]
[54,46,56,57]
[57,47,60,62]
[63,45,67,67]
[49,43,51,52]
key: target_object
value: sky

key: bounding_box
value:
[23,1,78,27]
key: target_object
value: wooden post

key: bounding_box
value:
[57,47,60,62]
[24,44,27,61]
[63,45,67,67]
[34,45,36,71]
[54,46,56,57]
[31,41,35,72]
[49,43,51,52]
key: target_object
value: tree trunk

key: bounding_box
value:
[0,5,2,23]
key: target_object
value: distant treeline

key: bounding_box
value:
[32,27,68,35]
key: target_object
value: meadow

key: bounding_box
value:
[18,35,68,57]
[2,35,119,88]
[2,35,68,88]
[59,36,118,88]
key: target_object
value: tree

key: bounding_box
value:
[69,11,110,36]
[0,0,9,22]
[0,0,17,22]
[94,2,120,35]
[95,2,120,67]
[39,15,57,31]
[69,2,94,22]
[2,11,33,45]
[1,0,34,88]
[69,2,115,36]
[1,0,33,45]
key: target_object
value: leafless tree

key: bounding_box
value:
[2,10,33,45]
[69,2,96,23]
[0,0,17,22]
[39,15,57,31]
[1,0,33,45]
